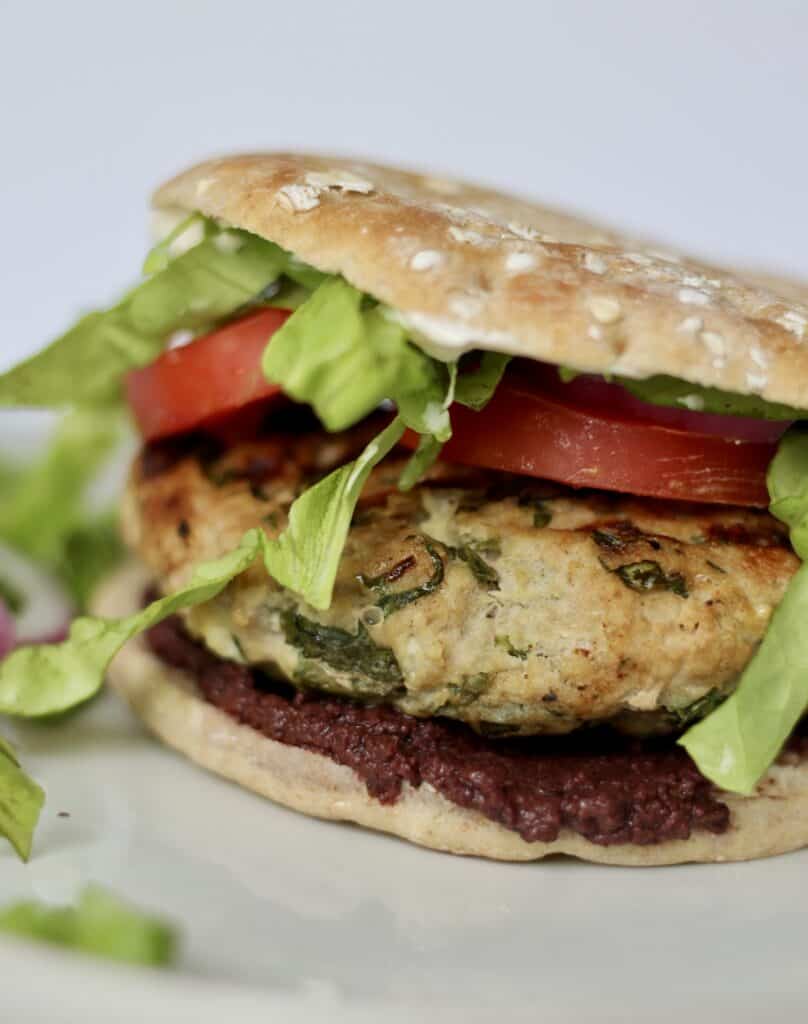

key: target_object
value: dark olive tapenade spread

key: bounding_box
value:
[143,614,749,847]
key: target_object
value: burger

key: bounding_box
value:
[3,152,808,866]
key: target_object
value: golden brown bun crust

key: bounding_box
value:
[98,563,808,865]
[154,152,808,409]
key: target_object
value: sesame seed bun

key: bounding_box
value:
[96,563,808,866]
[154,152,808,410]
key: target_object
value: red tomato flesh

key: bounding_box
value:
[125,308,290,442]
[402,363,785,507]
[125,308,784,507]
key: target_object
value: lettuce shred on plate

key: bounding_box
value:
[0,216,807,863]
[0,736,44,861]
[0,884,177,966]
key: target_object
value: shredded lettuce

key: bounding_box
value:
[0,736,44,861]
[680,427,808,792]
[454,353,511,410]
[0,229,289,408]
[141,212,205,275]
[0,409,127,612]
[56,515,126,613]
[765,425,808,557]
[621,375,802,420]
[398,435,443,491]
[0,532,266,717]
[0,885,177,966]
[397,354,510,490]
[262,278,448,434]
[263,281,509,500]
[263,417,406,608]
[0,410,120,565]
[0,417,411,708]
[560,367,801,420]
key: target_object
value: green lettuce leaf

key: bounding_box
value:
[560,367,802,420]
[263,416,406,608]
[0,736,44,862]
[766,425,808,558]
[454,353,511,410]
[0,409,121,567]
[0,409,127,611]
[262,278,444,433]
[0,577,25,616]
[0,229,288,408]
[0,413,409,708]
[396,363,455,490]
[0,885,177,966]
[141,212,205,275]
[56,515,127,613]
[0,532,265,717]
[621,375,802,420]
[397,354,511,490]
[398,435,444,491]
[680,426,808,792]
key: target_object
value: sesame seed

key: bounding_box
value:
[678,316,703,334]
[749,346,769,369]
[625,252,652,266]
[700,329,725,352]
[745,371,768,390]
[645,248,682,264]
[448,225,487,245]
[700,330,726,367]
[775,310,807,339]
[277,184,320,212]
[681,273,709,288]
[410,249,444,271]
[583,252,608,275]
[195,177,215,196]
[587,324,604,341]
[506,221,541,241]
[678,287,711,306]
[504,251,537,273]
[587,296,623,324]
[305,170,374,194]
[449,292,484,319]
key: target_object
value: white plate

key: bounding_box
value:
[1,691,808,1022]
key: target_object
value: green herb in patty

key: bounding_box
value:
[607,559,689,598]
[447,541,501,590]
[495,635,531,660]
[667,690,725,727]
[281,610,404,690]
[359,538,446,617]
[517,491,553,528]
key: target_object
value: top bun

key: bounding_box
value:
[154,153,808,409]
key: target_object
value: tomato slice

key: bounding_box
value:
[127,309,783,507]
[403,364,785,507]
[125,308,291,441]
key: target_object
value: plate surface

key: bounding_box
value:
[1,690,807,1022]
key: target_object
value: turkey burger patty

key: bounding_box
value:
[124,421,798,736]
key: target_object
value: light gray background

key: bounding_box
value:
[1,0,806,370]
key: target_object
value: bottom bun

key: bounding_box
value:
[96,563,808,865]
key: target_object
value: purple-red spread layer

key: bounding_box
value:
[144,614,740,847]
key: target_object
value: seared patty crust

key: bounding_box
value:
[122,420,798,736]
